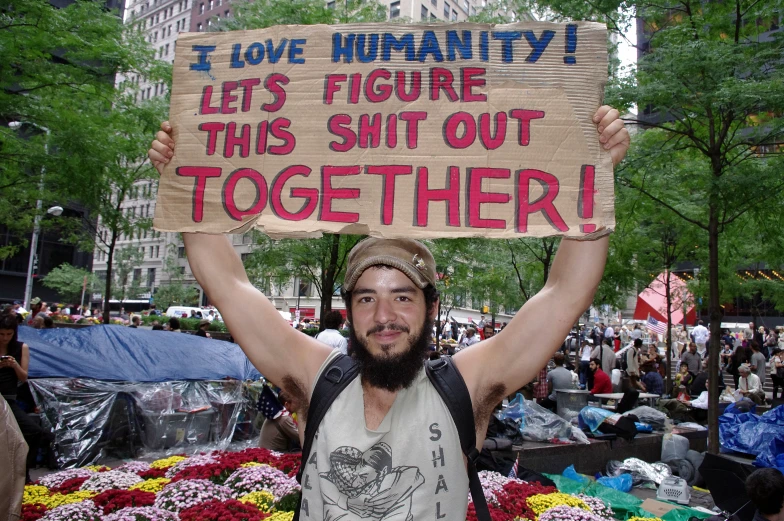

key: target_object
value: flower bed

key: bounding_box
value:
[23,449,641,521]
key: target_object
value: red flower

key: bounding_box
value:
[49,476,89,494]
[169,462,239,485]
[180,499,269,521]
[91,489,156,514]
[21,503,48,521]
[139,468,168,479]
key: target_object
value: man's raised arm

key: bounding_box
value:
[454,106,629,401]
[149,122,332,402]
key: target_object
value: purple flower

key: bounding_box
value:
[40,501,102,521]
[80,470,144,492]
[115,461,152,474]
[104,505,180,521]
[38,468,96,489]
[539,505,613,521]
[224,465,300,500]
[154,479,231,512]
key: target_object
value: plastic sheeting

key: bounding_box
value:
[719,404,784,469]
[498,394,590,444]
[18,325,261,381]
[28,379,266,468]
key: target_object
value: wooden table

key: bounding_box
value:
[592,392,660,409]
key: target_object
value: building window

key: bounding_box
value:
[155,246,160,258]
[431,0,437,6]
[327,0,335,7]
[147,268,156,287]
[197,22,202,31]
[421,4,428,19]
[430,13,437,20]
[452,8,457,19]
[207,18,212,28]
[224,10,229,17]
[199,2,204,14]
[443,2,450,17]
[462,0,468,11]
[178,246,186,258]
[390,0,400,18]
[165,43,169,55]
[133,268,142,283]
[470,5,476,15]
[208,0,213,9]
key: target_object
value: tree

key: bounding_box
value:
[111,246,146,306]
[219,0,387,30]
[152,244,200,310]
[0,0,167,260]
[42,263,99,305]
[243,233,363,323]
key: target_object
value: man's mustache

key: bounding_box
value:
[366,324,410,336]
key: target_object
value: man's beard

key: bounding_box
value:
[349,319,433,392]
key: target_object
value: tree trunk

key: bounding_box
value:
[102,233,117,324]
[707,205,721,454]
[665,270,673,394]
[319,234,340,327]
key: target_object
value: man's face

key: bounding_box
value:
[690,344,697,353]
[589,361,598,372]
[349,267,434,391]
[353,461,380,487]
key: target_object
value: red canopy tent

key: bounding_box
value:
[633,272,696,325]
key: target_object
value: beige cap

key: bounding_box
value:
[343,238,437,292]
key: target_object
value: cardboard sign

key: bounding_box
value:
[155,22,614,238]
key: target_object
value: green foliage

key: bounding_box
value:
[0,0,169,259]
[42,263,99,303]
[153,283,200,310]
[219,0,387,30]
[139,314,227,332]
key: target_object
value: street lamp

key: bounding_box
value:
[9,121,54,311]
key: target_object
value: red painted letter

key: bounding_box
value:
[467,167,511,229]
[414,166,461,227]
[222,168,268,221]
[508,109,545,146]
[270,165,318,221]
[176,166,222,223]
[516,169,568,233]
[366,165,412,225]
[319,166,361,223]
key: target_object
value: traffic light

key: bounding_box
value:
[481,305,489,313]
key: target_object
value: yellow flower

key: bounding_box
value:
[23,485,50,505]
[38,490,97,509]
[528,493,590,518]
[239,490,276,512]
[84,465,110,472]
[266,512,295,521]
[240,462,268,468]
[130,478,171,493]
[150,456,187,469]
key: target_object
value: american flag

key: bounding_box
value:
[647,316,668,335]
[256,385,284,420]
[508,454,519,479]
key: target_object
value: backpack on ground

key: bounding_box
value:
[293,354,492,521]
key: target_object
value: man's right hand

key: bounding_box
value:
[148,121,174,175]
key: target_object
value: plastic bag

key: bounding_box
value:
[661,433,690,462]
[623,406,667,430]
[611,368,622,386]
[500,394,590,444]
[635,422,653,433]
[578,406,614,432]
[719,405,784,467]
[563,464,591,483]
[597,473,633,492]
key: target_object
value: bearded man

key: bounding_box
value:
[148,105,629,521]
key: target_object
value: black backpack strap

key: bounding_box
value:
[293,353,360,521]
[425,356,492,521]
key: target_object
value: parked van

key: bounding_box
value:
[165,306,206,319]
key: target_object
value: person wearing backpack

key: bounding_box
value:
[625,338,645,391]
[147,107,629,521]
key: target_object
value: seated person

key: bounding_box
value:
[738,363,766,405]
[674,364,694,389]
[540,353,573,411]
[588,358,613,394]
[641,361,664,395]
[258,388,299,452]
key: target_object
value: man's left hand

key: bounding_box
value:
[593,106,630,167]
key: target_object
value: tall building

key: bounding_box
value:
[94,0,520,317]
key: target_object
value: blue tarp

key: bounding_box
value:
[19,325,262,381]
[719,402,784,469]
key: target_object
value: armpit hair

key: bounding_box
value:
[281,374,309,419]
[473,381,507,425]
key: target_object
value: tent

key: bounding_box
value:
[19,325,262,382]
[633,272,696,325]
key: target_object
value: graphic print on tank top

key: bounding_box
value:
[318,442,424,521]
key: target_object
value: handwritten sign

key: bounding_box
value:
[155,22,614,238]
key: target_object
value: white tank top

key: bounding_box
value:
[299,350,469,521]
